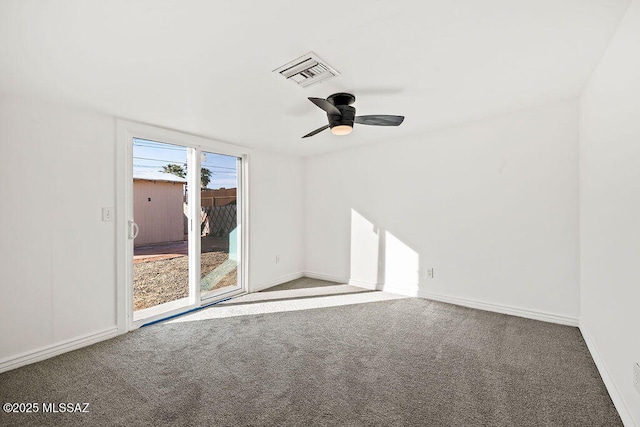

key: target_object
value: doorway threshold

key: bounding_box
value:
[134,297,191,322]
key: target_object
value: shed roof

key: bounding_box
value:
[133,171,186,184]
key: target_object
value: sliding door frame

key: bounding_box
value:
[116,120,250,333]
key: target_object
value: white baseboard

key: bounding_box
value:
[250,271,304,293]
[303,271,349,284]
[580,325,636,427]
[0,326,119,373]
[347,278,378,290]
[380,285,580,327]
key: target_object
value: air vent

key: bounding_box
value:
[273,52,339,88]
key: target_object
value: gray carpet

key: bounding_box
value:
[0,288,622,426]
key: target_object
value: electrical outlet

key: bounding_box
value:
[275,255,280,264]
[102,207,114,222]
[427,268,434,279]
[634,362,640,394]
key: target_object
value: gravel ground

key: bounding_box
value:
[134,251,237,310]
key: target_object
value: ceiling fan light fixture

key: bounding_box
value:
[301,92,404,139]
[331,125,353,136]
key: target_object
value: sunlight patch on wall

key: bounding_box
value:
[384,231,420,292]
[349,209,380,287]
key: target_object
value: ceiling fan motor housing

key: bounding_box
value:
[327,92,356,106]
[329,105,356,129]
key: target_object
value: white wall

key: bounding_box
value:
[249,150,304,291]
[0,95,117,363]
[305,100,580,321]
[579,0,640,423]
[0,94,304,368]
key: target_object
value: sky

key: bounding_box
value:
[133,138,238,189]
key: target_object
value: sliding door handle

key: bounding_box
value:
[128,220,139,240]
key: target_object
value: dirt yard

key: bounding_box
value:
[134,251,237,311]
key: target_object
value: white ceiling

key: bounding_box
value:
[0,0,630,157]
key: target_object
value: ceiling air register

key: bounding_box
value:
[273,52,340,88]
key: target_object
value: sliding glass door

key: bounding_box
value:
[121,125,246,329]
[131,138,195,323]
[199,151,243,300]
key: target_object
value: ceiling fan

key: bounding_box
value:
[302,92,404,138]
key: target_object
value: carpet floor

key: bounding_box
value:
[0,282,621,426]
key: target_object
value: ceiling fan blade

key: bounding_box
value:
[355,115,405,126]
[308,97,341,116]
[302,124,330,138]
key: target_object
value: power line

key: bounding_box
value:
[202,163,236,170]
[133,156,237,171]
[133,156,185,163]
[134,141,241,162]
[133,142,185,151]
[133,165,237,176]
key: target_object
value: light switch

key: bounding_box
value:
[102,207,114,222]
